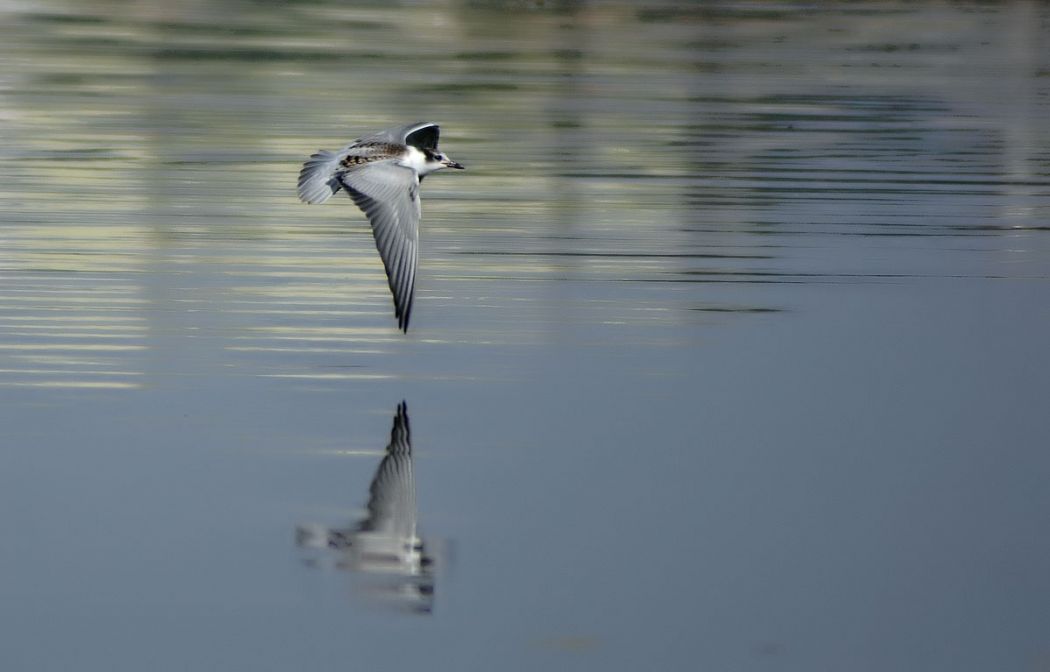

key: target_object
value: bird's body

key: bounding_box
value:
[297,122,463,332]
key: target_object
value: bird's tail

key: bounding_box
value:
[297,149,344,204]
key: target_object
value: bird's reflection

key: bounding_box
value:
[296,401,435,614]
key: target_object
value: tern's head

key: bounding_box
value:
[423,148,465,174]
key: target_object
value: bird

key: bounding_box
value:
[297,122,464,332]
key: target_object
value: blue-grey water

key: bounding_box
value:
[2,2,1049,671]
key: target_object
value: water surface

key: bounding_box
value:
[1,2,1049,671]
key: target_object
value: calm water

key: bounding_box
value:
[2,2,1050,670]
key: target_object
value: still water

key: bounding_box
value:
[2,1,1049,670]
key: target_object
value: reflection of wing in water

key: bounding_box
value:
[296,401,435,614]
[360,401,416,538]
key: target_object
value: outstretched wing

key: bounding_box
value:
[339,162,421,332]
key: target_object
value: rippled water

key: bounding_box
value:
[2,2,1049,671]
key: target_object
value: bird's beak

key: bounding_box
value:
[444,159,465,170]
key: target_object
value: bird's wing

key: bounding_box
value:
[339,162,421,332]
[358,122,440,150]
[360,402,415,536]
